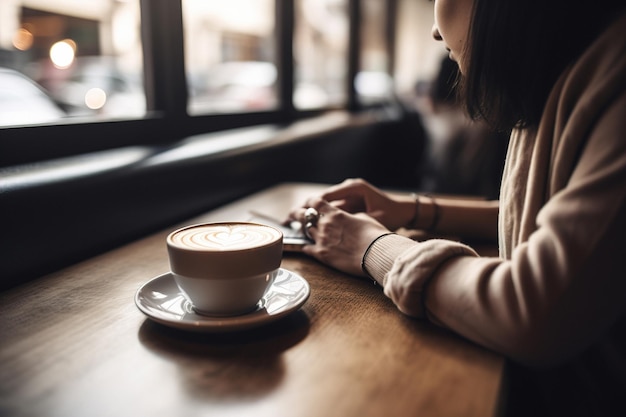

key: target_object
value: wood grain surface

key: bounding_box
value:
[0,183,505,417]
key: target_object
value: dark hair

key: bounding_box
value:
[432,56,460,104]
[461,0,626,131]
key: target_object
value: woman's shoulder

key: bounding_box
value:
[550,11,626,136]
[567,11,626,89]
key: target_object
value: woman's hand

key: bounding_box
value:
[318,178,416,231]
[288,197,391,277]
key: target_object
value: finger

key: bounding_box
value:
[323,193,367,214]
[303,199,339,240]
[310,199,341,223]
[321,178,370,200]
[328,198,360,213]
[304,196,326,210]
[285,206,306,224]
[321,186,361,204]
[301,243,317,258]
[303,221,316,241]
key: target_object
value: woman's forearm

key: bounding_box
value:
[414,196,499,241]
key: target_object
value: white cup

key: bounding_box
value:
[167,222,283,316]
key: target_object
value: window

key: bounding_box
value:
[293,0,349,110]
[0,1,403,168]
[356,0,393,104]
[182,0,277,115]
[0,0,144,126]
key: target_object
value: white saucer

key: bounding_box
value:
[135,268,310,332]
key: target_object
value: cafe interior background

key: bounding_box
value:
[0,0,507,287]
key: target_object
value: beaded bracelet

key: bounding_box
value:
[361,232,396,285]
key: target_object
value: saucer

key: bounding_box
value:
[135,268,310,332]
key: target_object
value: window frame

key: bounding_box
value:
[0,0,396,168]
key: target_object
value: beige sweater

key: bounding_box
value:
[364,12,626,368]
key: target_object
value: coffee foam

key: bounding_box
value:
[169,223,282,251]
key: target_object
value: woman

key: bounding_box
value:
[288,0,626,415]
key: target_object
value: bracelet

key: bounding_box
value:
[425,195,441,232]
[408,193,420,229]
[361,232,396,285]
[409,194,441,232]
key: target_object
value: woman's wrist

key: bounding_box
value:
[407,194,420,229]
[409,194,441,232]
[361,233,420,285]
[361,232,396,284]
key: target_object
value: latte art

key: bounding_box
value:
[167,222,283,315]
[170,223,281,251]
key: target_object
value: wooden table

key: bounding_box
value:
[0,183,505,417]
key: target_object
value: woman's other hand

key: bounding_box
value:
[317,178,416,231]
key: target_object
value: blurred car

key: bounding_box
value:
[0,67,66,126]
[188,61,278,114]
[39,56,145,118]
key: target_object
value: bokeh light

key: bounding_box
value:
[50,39,77,69]
[85,88,107,109]
[13,28,34,51]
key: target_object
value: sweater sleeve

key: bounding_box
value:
[365,92,626,368]
[363,235,478,317]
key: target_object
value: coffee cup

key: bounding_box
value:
[167,222,283,316]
